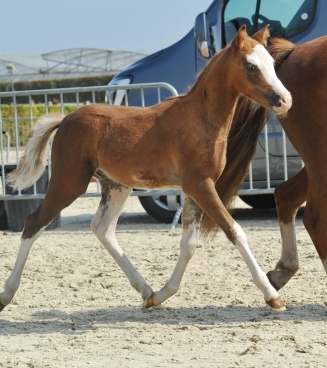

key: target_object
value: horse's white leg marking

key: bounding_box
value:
[91,186,154,301]
[279,219,299,275]
[266,216,299,290]
[232,222,284,309]
[279,218,299,270]
[0,226,45,308]
[144,221,198,308]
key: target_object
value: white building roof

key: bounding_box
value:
[0,48,148,82]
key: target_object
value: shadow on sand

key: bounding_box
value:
[0,301,325,336]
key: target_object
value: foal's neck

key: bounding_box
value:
[188,47,240,140]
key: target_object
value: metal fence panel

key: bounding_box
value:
[238,113,303,196]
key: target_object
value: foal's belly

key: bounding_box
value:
[98,157,182,190]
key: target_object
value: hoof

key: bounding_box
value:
[143,293,156,309]
[0,301,6,312]
[266,271,281,291]
[265,296,286,312]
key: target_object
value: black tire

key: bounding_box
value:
[239,194,276,209]
[0,200,8,230]
[138,195,182,224]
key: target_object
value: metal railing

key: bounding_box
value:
[238,122,303,197]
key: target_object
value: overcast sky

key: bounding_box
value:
[1,0,213,55]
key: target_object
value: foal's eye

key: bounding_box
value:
[246,63,256,71]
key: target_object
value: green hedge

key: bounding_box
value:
[0,74,116,146]
[1,104,77,118]
[1,105,78,147]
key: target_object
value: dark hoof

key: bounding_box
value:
[266,271,281,291]
[0,301,6,312]
[265,296,286,312]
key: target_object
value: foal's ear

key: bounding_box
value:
[232,24,248,50]
[252,25,270,47]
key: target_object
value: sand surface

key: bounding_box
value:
[0,193,326,368]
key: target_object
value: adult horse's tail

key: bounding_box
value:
[200,38,296,237]
[6,113,65,191]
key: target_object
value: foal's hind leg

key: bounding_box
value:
[0,165,92,312]
[144,196,202,308]
[0,226,45,311]
[91,173,154,302]
[267,167,308,290]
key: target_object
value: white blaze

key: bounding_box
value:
[246,44,286,95]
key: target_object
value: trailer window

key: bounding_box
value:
[223,0,257,44]
[223,0,317,44]
[258,0,316,38]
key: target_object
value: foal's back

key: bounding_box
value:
[52,100,192,190]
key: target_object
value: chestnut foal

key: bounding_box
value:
[0,26,291,313]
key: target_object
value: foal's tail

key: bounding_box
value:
[200,38,296,237]
[6,113,65,191]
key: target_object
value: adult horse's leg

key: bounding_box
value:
[0,165,92,312]
[91,174,154,302]
[144,196,202,308]
[267,168,308,290]
[303,179,327,274]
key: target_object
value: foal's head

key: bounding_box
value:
[230,25,292,115]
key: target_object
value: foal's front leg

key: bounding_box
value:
[144,197,201,308]
[189,178,285,311]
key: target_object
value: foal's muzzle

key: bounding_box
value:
[269,90,292,115]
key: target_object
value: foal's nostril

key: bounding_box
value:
[281,93,291,106]
[269,91,282,107]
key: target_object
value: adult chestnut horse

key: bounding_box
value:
[214,35,327,299]
[0,26,291,313]
[260,36,327,293]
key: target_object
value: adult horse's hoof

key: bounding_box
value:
[266,271,281,291]
[265,296,286,312]
[0,301,6,312]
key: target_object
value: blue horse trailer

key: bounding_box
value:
[109,0,326,223]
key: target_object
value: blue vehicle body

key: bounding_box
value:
[109,0,327,219]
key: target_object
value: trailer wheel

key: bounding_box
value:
[0,201,8,230]
[239,194,276,209]
[138,195,182,224]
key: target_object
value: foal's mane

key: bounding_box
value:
[188,45,229,94]
[268,38,296,69]
[200,37,296,237]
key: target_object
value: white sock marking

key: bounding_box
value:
[232,222,278,301]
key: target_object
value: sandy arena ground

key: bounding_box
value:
[0,192,326,368]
